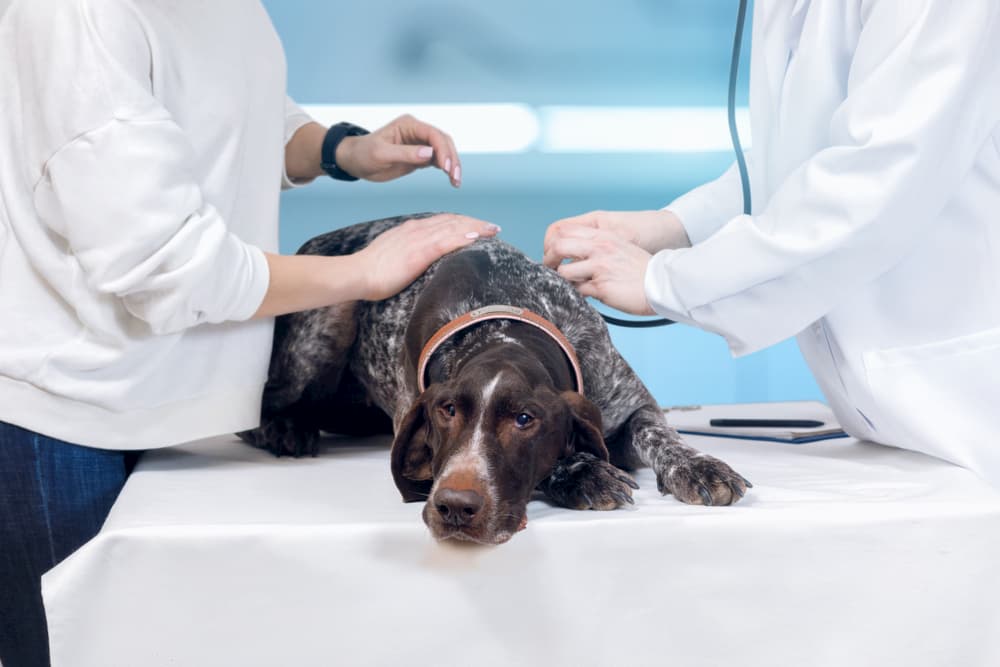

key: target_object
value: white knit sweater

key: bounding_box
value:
[0,0,314,448]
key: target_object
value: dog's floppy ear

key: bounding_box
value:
[390,394,435,502]
[561,391,610,461]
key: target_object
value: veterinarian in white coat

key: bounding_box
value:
[544,1,1000,486]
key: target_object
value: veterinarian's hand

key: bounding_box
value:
[337,115,463,187]
[357,214,500,300]
[546,226,656,316]
[543,210,690,267]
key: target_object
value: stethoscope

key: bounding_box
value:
[600,0,751,329]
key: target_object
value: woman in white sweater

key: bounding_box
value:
[0,1,497,664]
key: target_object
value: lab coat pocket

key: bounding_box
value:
[863,327,1000,476]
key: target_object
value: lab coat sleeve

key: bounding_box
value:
[663,154,751,245]
[23,0,270,335]
[645,0,1000,356]
[281,96,319,190]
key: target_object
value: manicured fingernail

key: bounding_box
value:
[465,232,480,239]
[445,158,452,172]
[487,224,501,232]
[417,146,433,159]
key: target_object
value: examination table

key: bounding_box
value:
[41,402,1000,666]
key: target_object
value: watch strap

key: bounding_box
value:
[320,122,370,181]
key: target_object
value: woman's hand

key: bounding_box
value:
[542,209,690,263]
[542,225,656,316]
[337,115,462,187]
[253,215,498,318]
[355,214,498,300]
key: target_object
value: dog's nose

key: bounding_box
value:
[434,488,484,527]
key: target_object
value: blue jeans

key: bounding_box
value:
[0,422,138,667]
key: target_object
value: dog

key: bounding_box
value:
[239,214,750,544]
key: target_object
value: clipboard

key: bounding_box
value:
[663,401,849,444]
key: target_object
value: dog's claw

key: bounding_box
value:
[622,474,640,490]
[608,467,639,490]
[741,475,754,489]
[698,486,713,506]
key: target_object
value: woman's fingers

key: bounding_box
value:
[556,256,597,283]
[543,224,609,268]
[543,235,597,270]
[548,228,655,315]
[542,213,602,267]
[404,214,499,263]
[408,213,497,236]
[379,142,435,167]
[424,123,460,186]
[392,115,461,187]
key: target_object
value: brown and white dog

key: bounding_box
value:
[239,215,750,544]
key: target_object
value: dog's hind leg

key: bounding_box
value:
[237,413,320,458]
[240,215,439,456]
[238,301,359,457]
[262,302,359,414]
[310,368,394,437]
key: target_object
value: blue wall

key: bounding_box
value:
[263,0,823,407]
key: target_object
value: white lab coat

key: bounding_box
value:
[647,0,1000,485]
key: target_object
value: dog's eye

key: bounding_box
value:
[440,403,457,418]
[514,413,534,429]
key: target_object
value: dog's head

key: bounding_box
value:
[390,356,607,545]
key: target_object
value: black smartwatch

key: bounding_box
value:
[320,122,370,181]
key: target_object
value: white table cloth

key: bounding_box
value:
[43,405,1000,667]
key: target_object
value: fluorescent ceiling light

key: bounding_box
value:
[539,106,751,153]
[300,104,751,154]
[302,103,540,154]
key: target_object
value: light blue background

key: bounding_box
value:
[262,0,823,407]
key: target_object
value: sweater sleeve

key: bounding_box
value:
[33,119,271,333]
[18,0,270,334]
[281,96,319,190]
[645,0,1000,356]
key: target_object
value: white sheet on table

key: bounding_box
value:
[43,428,1000,667]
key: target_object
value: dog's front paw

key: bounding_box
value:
[237,416,319,458]
[656,454,751,506]
[540,452,639,510]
